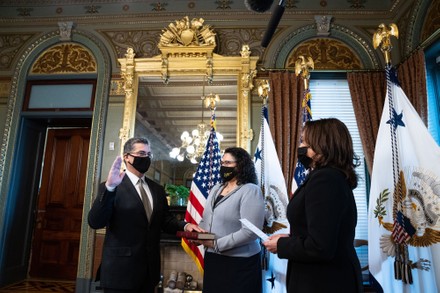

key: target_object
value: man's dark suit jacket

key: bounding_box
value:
[88,175,186,290]
[278,167,363,293]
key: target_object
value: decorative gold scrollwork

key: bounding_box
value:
[31,43,97,74]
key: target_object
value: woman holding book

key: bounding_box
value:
[195,147,265,293]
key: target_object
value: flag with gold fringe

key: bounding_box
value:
[254,104,289,292]
[368,65,440,292]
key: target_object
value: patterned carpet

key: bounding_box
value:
[0,279,75,293]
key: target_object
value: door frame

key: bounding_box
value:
[29,124,92,280]
[0,118,92,285]
[0,30,111,293]
[0,118,46,285]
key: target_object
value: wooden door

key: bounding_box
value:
[29,128,90,280]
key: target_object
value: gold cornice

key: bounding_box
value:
[0,5,412,28]
[118,18,259,152]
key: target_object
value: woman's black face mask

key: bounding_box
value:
[297,146,313,169]
[220,166,237,182]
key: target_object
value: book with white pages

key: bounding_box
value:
[239,218,268,241]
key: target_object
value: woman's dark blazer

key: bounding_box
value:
[277,167,363,293]
[88,175,186,290]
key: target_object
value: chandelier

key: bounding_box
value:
[169,80,223,164]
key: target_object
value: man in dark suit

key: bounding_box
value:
[88,137,201,293]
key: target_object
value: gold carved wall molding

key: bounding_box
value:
[421,0,440,42]
[0,79,11,98]
[118,17,259,152]
[286,38,363,70]
[101,27,265,59]
[30,42,97,74]
[0,33,35,70]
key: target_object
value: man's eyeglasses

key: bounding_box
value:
[220,160,236,166]
[129,151,153,158]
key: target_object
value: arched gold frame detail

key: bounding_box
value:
[118,18,259,152]
[30,42,97,74]
[286,38,363,70]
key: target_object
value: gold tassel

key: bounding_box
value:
[261,245,268,270]
[405,264,413,284]
[394,259,401,280]
[394,244,402,280]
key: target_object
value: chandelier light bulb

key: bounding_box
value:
[187,145,195,154]
[169,147,180,158]
[181,131,190,140]
[170,91,221,164]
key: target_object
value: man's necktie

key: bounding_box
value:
[138,179,153,222]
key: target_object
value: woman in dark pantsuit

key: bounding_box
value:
[264,118,363,293]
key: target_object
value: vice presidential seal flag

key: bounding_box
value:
[254,104,289,293]
[182,114,222,272]
[368,65,440,292]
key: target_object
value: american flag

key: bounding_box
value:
[392,211,416,244]
[181,114,222,272]
[292,88,312,194]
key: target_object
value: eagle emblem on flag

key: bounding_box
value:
[373,167,440,282]
[373,168,440,246]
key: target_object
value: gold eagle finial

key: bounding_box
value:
[295,56,314,90]
[373,23,399,65]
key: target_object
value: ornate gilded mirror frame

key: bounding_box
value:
[118,17,259,152]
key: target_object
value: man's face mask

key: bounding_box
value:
[128,154,151,174]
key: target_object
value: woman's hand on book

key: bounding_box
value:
[184,223,206,232]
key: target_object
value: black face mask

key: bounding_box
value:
[128,155,151,174]
[297,147,313,169]
[220,166,237,182]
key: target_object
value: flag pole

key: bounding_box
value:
[255,79,290,292]
[294,55,313,91]
[291,56,314,194]
[373,23,414,284]
[257,80,270,270]
[372,24,400,213]
[257,79,273,196]
[294,55,314,127]
[182,85,222,274]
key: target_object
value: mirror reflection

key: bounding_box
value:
[135,75,238,189]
